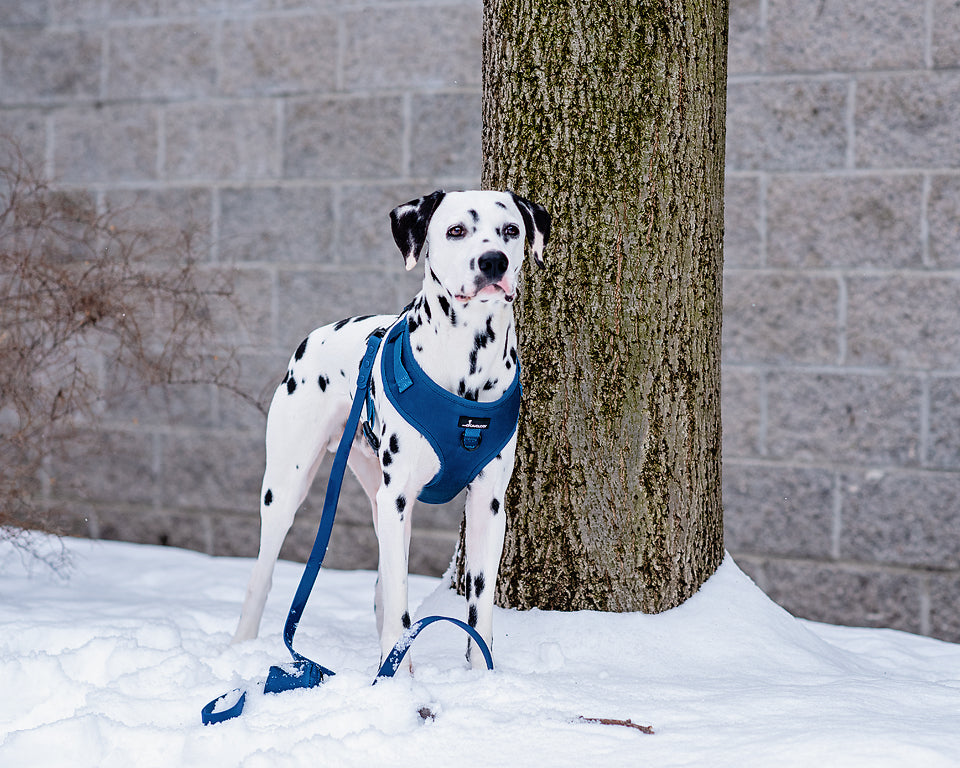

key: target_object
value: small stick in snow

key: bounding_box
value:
[577,716,654,734]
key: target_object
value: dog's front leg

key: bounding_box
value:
[373,478,415,665]
[462,446,514,669]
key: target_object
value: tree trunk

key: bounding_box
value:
[466,0,727,612]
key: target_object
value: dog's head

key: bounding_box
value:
[390,190,550,304]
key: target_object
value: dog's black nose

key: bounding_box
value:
[478,251,508,281]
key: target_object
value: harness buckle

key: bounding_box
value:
[461,427,483,451]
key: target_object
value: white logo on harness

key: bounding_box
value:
[458,416,491,430]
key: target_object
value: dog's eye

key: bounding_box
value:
[446,224,466,239]
[502,223,521,239]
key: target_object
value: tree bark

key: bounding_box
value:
[469,0,728,612]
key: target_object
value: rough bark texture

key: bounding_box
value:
[474,0,728,612]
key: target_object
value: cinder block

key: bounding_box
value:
[840,469,960,568]
[728,0,763,75]
[53,104,159,182]
[284,96,404,180]
[722,271,839,365]
[342,4,481,90]
[766,0,925,72]
[0,110,47,170]
[164,100,279,181]
[220,185,335,263]
[102,186,214,264]
[220,15,338,96]
[161,429,264,511]
[100,378,218,432]
[846,275,960,368]
[106,0,222,20]
[855,73,960,169]
[408,529,458,577]
[337,182,433,266]
[931,0,960,68]
[210,265,275,349]
[276,267,398,352]
[49,429,157,506]
[720,366,762,457]
[409,92,482,180]
[105,22,216,100]
[0,1,47,25]
[723,174,762,267]
[725,79,849,171]
[0,26,100,100]
[929,376,960,470]
[927,174,960,268]
[766,174,923,268]
[928,572,960,642]
[723,461,835,558]
[210,510,261,559]
[766,372,921,465]
[216,349,278,432]
[96,506,212,553]
[760,559,924,634]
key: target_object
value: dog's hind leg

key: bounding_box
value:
[232,386,348,643]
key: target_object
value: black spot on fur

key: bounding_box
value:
[382,450,392,466]
[483,379,498,391]
[352,314,373,323]
[474,573,485,597]
[287,376,297,394]
[396,494,406,514]
[438,294,451,317]
[333,317,351,331]
[465,571,473,600]
[491,498,500,515]
[469,349,479,375]
[408,314,421,334]
[383,471,391,486]
[402,611,411,629]
[495,200,507,209]
[467,208,479,223]
[294,337,308,361]
[423,297,432,321]
[389,434,399,454]
[468,604,478,628]
[318,374,329,391]
[264,489,273,506]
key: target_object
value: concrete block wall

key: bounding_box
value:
[0,0,482,577]
[724,0,960,641]
[3,0,959,642]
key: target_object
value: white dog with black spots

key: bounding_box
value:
[233,189,550,670]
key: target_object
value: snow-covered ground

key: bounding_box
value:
[1,533,958,767]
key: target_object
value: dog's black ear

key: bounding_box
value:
[508,191,551,268]
[390,190,446,271]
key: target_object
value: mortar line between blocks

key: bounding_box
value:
[844,79,857,170]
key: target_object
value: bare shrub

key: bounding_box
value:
[0,137,259,558]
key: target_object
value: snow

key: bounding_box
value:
[2,534,959,767]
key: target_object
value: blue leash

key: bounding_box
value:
[202,331,493,725]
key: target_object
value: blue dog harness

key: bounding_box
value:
[368,318,521,504]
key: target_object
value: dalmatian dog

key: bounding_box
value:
[232,189,550,670]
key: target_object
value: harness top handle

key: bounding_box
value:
[201,325,494,726]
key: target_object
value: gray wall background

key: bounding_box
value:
[2,0,959,642]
